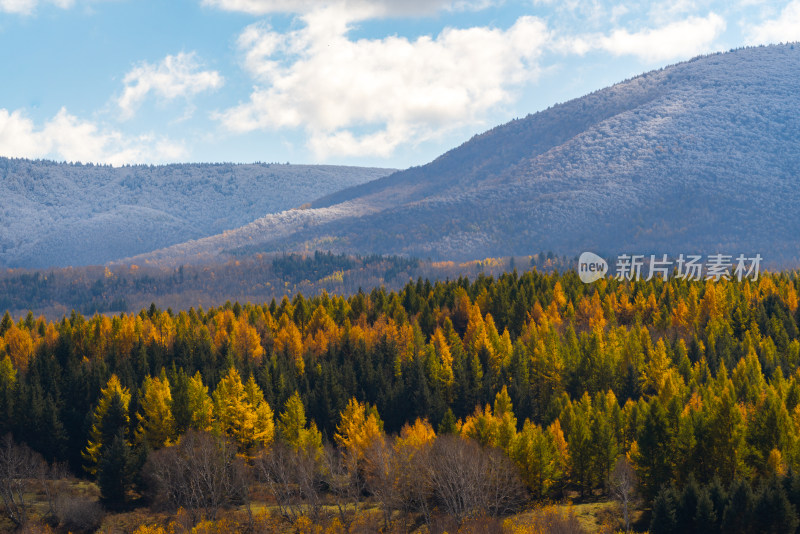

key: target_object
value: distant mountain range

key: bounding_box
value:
[126,44,800,267]
[0,161,392,268]
[4,44,800,270]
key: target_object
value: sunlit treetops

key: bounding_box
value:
[2,269,800,506]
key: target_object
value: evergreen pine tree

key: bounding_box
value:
[676,476,701,534]
[97,430,133,506]
[695,487,718,534]
[83,375,131,475]
[438,408,458,434]
[721,478,754,534]
[650,486,678,534]
[752,476,798,534]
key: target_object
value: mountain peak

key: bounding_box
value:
[224,44,798,264]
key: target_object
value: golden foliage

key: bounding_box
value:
[213,368,274,452]
[275,314,304,375]
[187,371,214,432]
[335,397,384,458]
[83,374,131,474]
[136,374,176,449]
[3,324,34,373]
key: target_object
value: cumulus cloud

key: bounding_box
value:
[1,0,73,14]
[118,52,224,120]
[598,13,726,62]
[217,11,548,158]
[746,0,800,45]
[554,13,726,63]
[0,107,186,165]
[201,0,487,19]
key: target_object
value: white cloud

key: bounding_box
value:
[201,0,488,19]
[598,13,725,62]
[746,0,800,44]
[217,11,549,158]
[553,13,726,62]
[646,0,705,25]
[0,107,186,165]
[610,4,629,24]
[118,52,224,120]
[1,0,74,14]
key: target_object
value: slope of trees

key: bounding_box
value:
[0,251,569,320]
[0,158,393,269]
[3,268,800,529]
[214,44,800,265]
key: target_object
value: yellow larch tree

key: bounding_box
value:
[461,386,518,452]
[430,327,454,388]
[395,417,435,451]
[461,403,498,447]
[334,397,384,459]
[187,371,214,432]
[483,314,506,371]
[213,367,274,452]
[552,281,567,309]
[83,374,131,475]
[274,314,304,375]
[548,418,570,491]
[244,375,276,449]
[211,308,236,351]
[642,338,671,396]
[135,373,176,450]
[3,324,34,373]
[492,385,518,452]
[304,304,340,359]
[232,316,265,366]
[278,390,322,455]
[148,311,176,353]
[510,420,563,499]
[112,314,139,359]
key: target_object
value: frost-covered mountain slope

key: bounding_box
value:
[110,44,800,267]
[0,160,393,268]
[313,44,800,260]
[137,44,800,265]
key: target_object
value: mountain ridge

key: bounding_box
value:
[0,160,394,268]
[132,44,800,266]
[6,44,800,269]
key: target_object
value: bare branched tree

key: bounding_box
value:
[143,430,248,523]
[395,439,433,526]
[483,445,527,518]
[427,435,485,523]
[427,435,526,524]
[0,434,47,527]
[608,456,638,533]
[255,441,323,521]
[363,435,402,529]
[256,441,299,520]
[324,444,366,523]
[40,461,71,522]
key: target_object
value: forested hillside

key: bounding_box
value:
[300,44,800,262]
[0,252,565,319]
[134,44,800,266]
[3,270,800,531]
[6,46,798,272]
[0,159,392,268]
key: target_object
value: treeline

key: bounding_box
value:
[0,251,569,320]
[0,253,418,318]
[2,269,800,530]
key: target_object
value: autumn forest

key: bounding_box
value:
[3,269,800,532]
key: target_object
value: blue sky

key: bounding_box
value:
[0,0,798,168]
